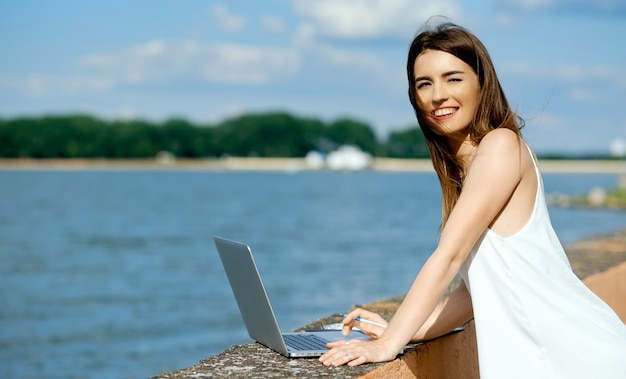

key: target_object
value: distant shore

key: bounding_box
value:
[1,157,625,173]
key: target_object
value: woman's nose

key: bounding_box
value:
[432,82,448,103]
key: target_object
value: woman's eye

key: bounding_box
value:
[416,82,430,89]
[449,77,462,83]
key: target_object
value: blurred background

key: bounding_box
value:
[1,1,625,379]
[1,0,625,156]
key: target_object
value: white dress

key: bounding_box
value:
[459,146,626,379]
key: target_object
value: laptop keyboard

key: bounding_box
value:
[283,334,329,351]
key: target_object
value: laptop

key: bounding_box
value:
[213,236,370,357]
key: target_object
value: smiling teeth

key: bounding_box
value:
[433,108,455,117]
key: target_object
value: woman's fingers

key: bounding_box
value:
[342,308,388,338]
[319,343,365,366]
[319,339,394,367]
[352,308,387,324]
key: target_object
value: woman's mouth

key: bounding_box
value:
[432,107,457,118]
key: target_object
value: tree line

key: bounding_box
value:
[0,112,429,159]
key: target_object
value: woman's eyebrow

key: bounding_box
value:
[443,70,465,77]
[414,75,430,83]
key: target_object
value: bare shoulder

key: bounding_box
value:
[470,128,527,176]
[477,128,521,154]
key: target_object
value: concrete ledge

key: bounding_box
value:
[152,341,387,379]
[583,261,626,323]
[152,229,626,379]
[359,321,478,379]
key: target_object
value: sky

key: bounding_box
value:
[1,0,625,155]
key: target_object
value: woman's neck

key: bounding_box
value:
[447,131,475,156]
[446,133,477,177]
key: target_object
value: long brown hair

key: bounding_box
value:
[407,22,524,226]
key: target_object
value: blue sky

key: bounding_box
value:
[1,0,625,154]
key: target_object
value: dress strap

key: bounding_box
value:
[524,142,542,183]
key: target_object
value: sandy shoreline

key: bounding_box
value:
[1,157,625,173]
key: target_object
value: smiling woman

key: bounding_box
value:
[406,23,524,225]
[319,22,626,378]
[412,49,481,139]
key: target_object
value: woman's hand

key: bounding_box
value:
[339,308,388,339]
[318,308,394,367]
[319,338,397,367]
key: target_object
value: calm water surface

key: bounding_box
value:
[1,170,624,379]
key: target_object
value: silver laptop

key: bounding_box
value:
[213,236,370,357]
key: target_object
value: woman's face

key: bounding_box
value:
[413,49,481,137]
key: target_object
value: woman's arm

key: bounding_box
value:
[337,280,472,342]
[377,129,525,354]
[321,130,526,366]
[410,279,473,342]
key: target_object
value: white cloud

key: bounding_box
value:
[286,18,401,88]
[568,88,599,103]
[202,43,302,84]
[0,40,304,97]
[289,24,402,93]
[261,15,287,34]
[290,0,462,39]
[494,13,523,27]
[0,73,114,97]
[529,111,567,130]
[79,40,302,86]
[211,4,247,32]
[522,111,571,151]
[310,42,387,71]
[501,61,626,87]
[493,0,626,14]
[497,0,556,11]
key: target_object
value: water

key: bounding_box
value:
[0,170,624,379]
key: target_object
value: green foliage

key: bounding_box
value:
[0,112,430,159]
[384,127,430,158]
[327,118,378,154]
[217,112,318,157]
[162,118,215,158]
[0,114,109,158]
[606,188,626,208]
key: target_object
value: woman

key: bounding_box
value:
[319,22,626,378]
